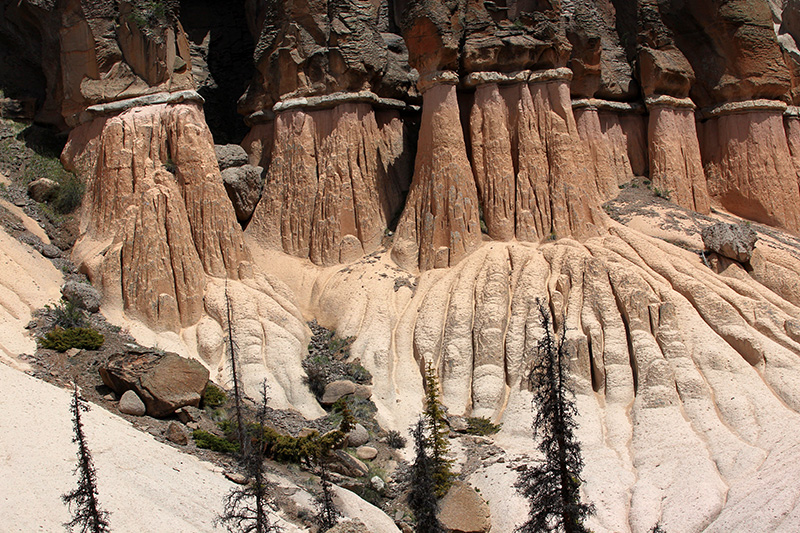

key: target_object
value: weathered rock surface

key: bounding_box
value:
[164,421,188,445]
[468,74,607,243]
[63,102,249,330]
[215,144,249,170]
[647,100,710,213]
[118,389,146,416]
[438,481,491,533]
[702,223,758,263]
[355,446,377,461]
[99,351,209,417]
[221,164,264,223]
[247,103,412,265]
[322,380,357,406]
[27,178,58,203]
[299,217,800,532]
[347,423,370,448]
[392,82,481,270]
[328,449,369,478]
[61,281,101,313]
[701,107,800,233]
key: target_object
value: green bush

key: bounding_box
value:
[46,299,87,329]
[39,327,104,352]
[52,174,85,214]
[386,430,407,449]
[464,417,502,436]
[192,430,239,453]
[202,383,226,408]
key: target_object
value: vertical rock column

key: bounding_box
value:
[573,99,647,190]
[466,69,607,244]
[784,106,800,195]
[700,100,800,232]
[646,95,711,214]
[392,72,482,271]
[246,97,413,266]
[63,100,249,330]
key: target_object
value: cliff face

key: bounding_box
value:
[5,1,800,530]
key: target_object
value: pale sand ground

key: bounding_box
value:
[0,362,240,532]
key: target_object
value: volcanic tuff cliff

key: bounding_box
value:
[3,0,800,531]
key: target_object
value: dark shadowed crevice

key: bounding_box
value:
[180,0,255,145]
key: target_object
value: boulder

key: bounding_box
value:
[27,178,58,203]
[347,423,370,448]
[356,446,377,460]
[701,223,758,263]
[118,390,146,416]
[99,351,209,417]
[438,482,491,533]
[354,384,372,400]
[327,519,371,533]
[221,164,264,222]
[164,421,188,445]
[322,380,357,405]
[61,281,101,313]
[41,244,62,259]
[369,475,385,492]
[215,144,249,170]
[329,450,369,478]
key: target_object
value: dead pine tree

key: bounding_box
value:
[62,385,110,533]
[313,459,341,532]
[217,381,280,533]
[515,299,594,533]
[224,279,248,456]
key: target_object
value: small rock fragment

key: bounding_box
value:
[119,390,146,416]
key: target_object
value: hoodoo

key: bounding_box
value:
[1,0,800,531]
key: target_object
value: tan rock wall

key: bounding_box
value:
[246,103,412,266]
[468,76,607,244]
[63,102,249,329]
[700,109,800,232]
[392,82,482,270]
[648,102,711,213]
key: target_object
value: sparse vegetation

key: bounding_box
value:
[126,0,170,31]
[62,386,111,533]
[46,299,88,329]
[202,383,227,409]
[408,418,445,533]
[422,362,454,498]
[515,300,594,533]
[386,430,407,449]
[464,416,501,436]
[653,186,672,200]
[192,429,240,454]
[40,327,105,352]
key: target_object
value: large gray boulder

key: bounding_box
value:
[99,351,209,417]
[221,164,264,222]
[701,222,758,263]
[118,390,146,416]
[215,144,249,170]
[61,281,102,313]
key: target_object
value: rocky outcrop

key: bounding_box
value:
[63,102,249,329]
[239,0,418,115]
[700,101,800,232]
[246,102,413,266]
[647,97,711,213]
[466,70,607,244]
[702,222,758,263]
[392,79,482,270]
[99,351,210,417]
[574,100,647,190]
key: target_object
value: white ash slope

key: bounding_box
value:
[296,220,800,533]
